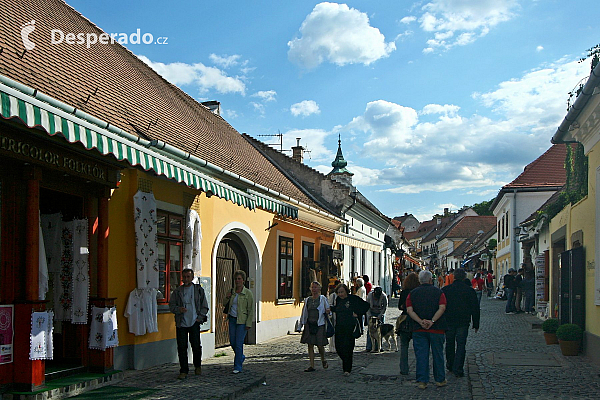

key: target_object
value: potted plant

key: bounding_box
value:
[542,318,559,344]
[556,323,583,356]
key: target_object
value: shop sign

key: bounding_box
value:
[0,130,114,184]
[0,304,14,364]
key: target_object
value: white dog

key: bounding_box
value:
[368,316,398,352]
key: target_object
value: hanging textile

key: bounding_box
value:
[184,209,202,279]
[41,213,63,309]
[55,222,74,321]
[71,219,89,324]
[29,311,53,360]
[89,307,119,350]
[133,191,158,289]
[124,288,158,336]
[38,216,49,301]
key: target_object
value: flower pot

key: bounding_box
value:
[559,340,580,356]
[544,332,558,345]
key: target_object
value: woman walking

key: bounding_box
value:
[224,270,254,374]
[397,272,420,376]
[330,283,370,376]
[299,281,331,372]
[471,272,485,306]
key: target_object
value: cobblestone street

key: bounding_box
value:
[77,296,600,399]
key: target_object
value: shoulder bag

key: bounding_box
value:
[325,315,335,338]
[352,317,363,339]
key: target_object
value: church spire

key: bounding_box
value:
[328,134,353,187]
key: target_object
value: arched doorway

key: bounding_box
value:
[215,233,249,347]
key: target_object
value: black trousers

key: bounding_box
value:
[335,325,355,373]
[176,321,202,373]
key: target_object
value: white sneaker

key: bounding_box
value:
[233,369,241,374]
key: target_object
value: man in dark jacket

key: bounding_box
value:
[503,268,517,314]
[169,268,209,380]
[442,268,479,377]
[406,270,447,389]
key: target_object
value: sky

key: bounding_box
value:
[64,0,599,221]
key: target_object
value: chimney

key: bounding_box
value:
[292,138,304,163]
[437,218,442,225]
[444,207,449,216]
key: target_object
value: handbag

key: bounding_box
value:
[326,315,335,338]
[352,317,363,339]
[223,300,230,314]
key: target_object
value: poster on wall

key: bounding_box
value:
[0,305,14,364]
[535,254,546,300]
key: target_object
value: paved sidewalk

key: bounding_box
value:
[74,294,600,399]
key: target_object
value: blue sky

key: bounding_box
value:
[65,0,598,221]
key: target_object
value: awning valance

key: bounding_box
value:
[333,232,382,252]
[248,189,298,219]
[404,253,422,266]
[0,86,255,209]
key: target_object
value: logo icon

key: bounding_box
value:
[21,20,36,51]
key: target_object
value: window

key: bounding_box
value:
[501,216,505,240]
[278,237,294,299]
[361,249,367,274]
[351,246,356,275]
[157,211,184,303]
[372,251,380,285]
[505,211,509,238]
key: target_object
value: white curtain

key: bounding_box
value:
[133,191,158,289]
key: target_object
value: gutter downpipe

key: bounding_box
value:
[0,74,344,224]
[513,189,519,270]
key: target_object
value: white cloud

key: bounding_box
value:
[340,57,591,194]
[415,0,520,52]
[209,54,241,68]
[288,2,396,69]
[138,55,246,95]
[252,90,277,102]
[400,16,417,24]
[250,102,265,115]
[291,100,321,117]
[536,45,544,52]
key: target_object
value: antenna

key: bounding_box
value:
[257,130,283,152]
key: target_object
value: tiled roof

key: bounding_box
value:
[443,216,497,240]
[0,0,322,211]
[503,144,568,189]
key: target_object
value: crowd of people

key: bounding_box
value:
[503,266,536,314]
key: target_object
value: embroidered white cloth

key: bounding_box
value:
[184,209,202,279]
[39,216,49,301]
[29,311,53,360]
[89,307,119,350]
[71,219,89,324]
[134,191,158,289]
[124,288,158,335]
[55,222,74,321]
[42,213,63,309]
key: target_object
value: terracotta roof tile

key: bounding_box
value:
[503,144,568,189]
[444,216,497,239]
[0,0,324,212]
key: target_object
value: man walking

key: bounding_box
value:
[515,267,525,313]
[442,268,479,377]
[169,268,209,379]
[406,270,447,389]
[503,268,517,314]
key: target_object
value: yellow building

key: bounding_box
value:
[550,61,600,363]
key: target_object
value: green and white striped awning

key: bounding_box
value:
[0,85,254,209]
[249,189,298,219]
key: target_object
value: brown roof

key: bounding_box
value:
[0,0,322,211]
[443,216,497,240]
[503,144,568,189]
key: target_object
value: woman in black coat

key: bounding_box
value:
[330,283,370,376]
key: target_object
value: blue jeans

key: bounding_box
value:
[365,313,383,351]
[445,325,469,375]
[475,290,482,306]
[524,289,535,313]
[413,331,445,384]
[229,317,247,371]
[398,331,412,375]
[505,288,515,313]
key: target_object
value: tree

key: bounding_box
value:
[471,199,494,216]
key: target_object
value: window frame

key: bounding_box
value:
[157,211,184,304]
[278,236,294,300]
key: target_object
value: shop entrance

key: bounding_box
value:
[39,187,87,378]
[215,234,249,348]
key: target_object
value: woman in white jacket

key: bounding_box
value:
[299,281,330,372]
